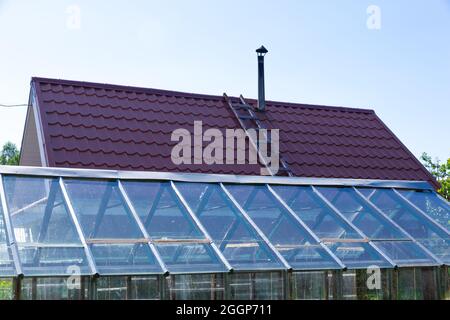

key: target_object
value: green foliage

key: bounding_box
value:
[421,152,450,200]
[0,141,20,165]
[0,280,13,300]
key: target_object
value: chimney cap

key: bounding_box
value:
[256,45,268,56]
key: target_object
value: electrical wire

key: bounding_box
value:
[0,103,28,108]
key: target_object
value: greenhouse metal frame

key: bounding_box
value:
[0,165,448,300]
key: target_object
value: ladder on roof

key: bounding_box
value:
[223,93,293,177]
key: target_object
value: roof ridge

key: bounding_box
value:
[32,76,374,114]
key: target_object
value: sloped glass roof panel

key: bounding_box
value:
[271,185,362,240]
[0,193,15,276]
[0,244,15,277]
[90,243,163,275]
[317,187,408,240]
[225,184,341,270]
[416,238,450,264]
[325,242,392,269]
[360,188,448,240]
[17,246,90,276]
[121,181,204,240]
[398,189,450,231]
[3,176,81,245]
[63,179,143,239]
[3,176,91,275]
[175,183,285,270]
[373,241,438,266]
[359,188,450,263]
[155,243,228,274]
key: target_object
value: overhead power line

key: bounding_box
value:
[0,103,28,108]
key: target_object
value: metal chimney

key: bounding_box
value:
[256,45,268,112]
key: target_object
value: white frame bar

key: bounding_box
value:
[0,165,433,190]
[59,177,99,276]
[170,181,233,272]
[220,183,292,270]
[0,174,23,276]
[266,184,346,269]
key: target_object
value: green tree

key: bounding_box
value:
[421,152,449,200]
[0,142,20,165]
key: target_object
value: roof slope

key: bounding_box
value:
[28,77,438,188]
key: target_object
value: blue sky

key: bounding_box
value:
[0,0,449,161]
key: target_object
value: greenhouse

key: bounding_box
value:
[0,166,448,300]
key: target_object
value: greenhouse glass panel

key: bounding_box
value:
[20,277,88,300]
[291,271,328,300]
[63,179,164,275]
[360,188,450,261]
[373,241,437,266]
[90,243,163,275]
[398,189,450,231]
[2,176,90,275]
[165,274,225,300]
[325,242,391,269]
[228,272,284,300]
[359,188,448,239]
[317,187,408,240]
[417,238,450,264]
[17,246,90,276]
[64,179,143,239]
[0,196,15,277]
[3,176,81,244]
[0,245,15,277]
[121,181,204,240]
[225,184,341,270]
[155,243,227,274]
[95,276,162,300]
[175,183,284,270]
[270,185,362,240]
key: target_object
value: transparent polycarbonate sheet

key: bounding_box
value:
[374,241,437,266]
[291,271,328,300]
[0,245,15,277]
[417,238,450,264]
[155,243,227,274]
[317,187,408,240]
[325,242,391,269]
[0,197,15,277]
[3,176,82,245]
[90,243,163,275]
[271,185,362,240]
[63,179,143,239]
[165,274,225,300]
[224,184,341,270]
[228,272,284,300]
[175,183,285,270]
[398,189,450,231]
[2,176,91,275]
[16,246,90,276]
[121,181,204,240]
[20,277,88,300]
[360,188,449,241]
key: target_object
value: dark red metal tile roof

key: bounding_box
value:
[30,77,438,188]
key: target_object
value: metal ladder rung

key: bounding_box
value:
[233,103,252,110]
[238,114,258,120]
